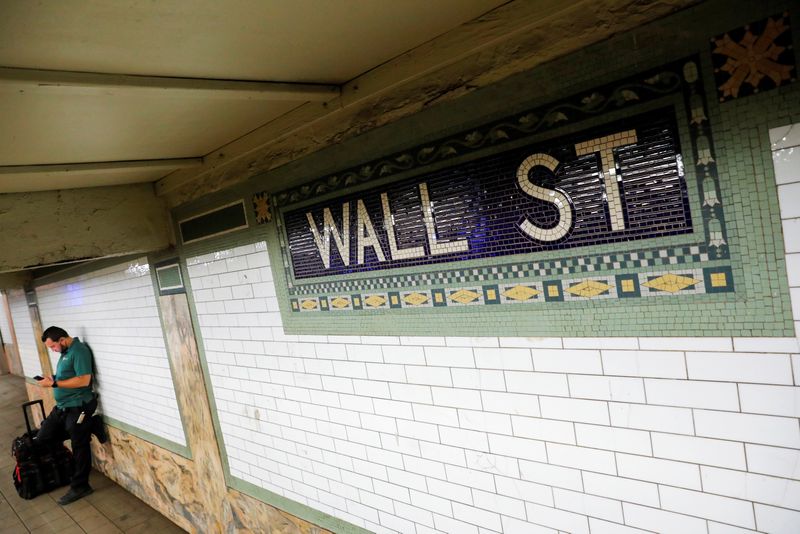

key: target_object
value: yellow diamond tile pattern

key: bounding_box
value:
[300,299,318,310]
[502,285,541,301]
[566,280,612,298]
[403,292,429,306]
[292,269,724,313]
[364,295,387,308]
[449,289,480,304]
[643,273,700,293]
[330,297,350,309]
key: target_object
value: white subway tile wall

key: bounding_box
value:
[8,289,40,377]
[35,259,186,446]
[0,291,13,345]
[187,239,800,534]
[775,124,800,340]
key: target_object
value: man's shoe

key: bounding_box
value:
[57,485,93,505]
[91,415,108,444]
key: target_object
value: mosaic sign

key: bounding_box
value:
[284,109,691,279]
[270,55,736,315]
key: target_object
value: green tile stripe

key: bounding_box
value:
[229,477,374,534]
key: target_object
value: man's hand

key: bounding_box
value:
[37,376,54,387]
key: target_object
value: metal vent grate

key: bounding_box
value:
[179,201,248,244]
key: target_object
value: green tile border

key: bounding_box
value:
[229,477,374,534]
[102,415,191,459]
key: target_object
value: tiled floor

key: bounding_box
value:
[0,374,186,534]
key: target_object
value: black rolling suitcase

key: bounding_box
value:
[11,400,73,499]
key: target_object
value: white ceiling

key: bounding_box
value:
[0,0,506,193]
[0,165,176,194]
[0,91,300,165]
[0,0,504,82]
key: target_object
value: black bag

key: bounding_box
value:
[11,400,73,499]
[13,461,43,500]
[11,433,34,462]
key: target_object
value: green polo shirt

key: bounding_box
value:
[54,337,94,408]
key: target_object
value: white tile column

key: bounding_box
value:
[771,123,800,338]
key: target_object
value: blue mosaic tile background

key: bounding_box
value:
[285,109,692,279]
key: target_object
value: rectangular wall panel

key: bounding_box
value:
[0,292,12,344]
[8,289,40,378]
[36,258,186,447]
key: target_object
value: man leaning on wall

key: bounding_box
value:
[34,326,107,505]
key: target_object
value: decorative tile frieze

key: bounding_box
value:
[289,244,711,296]
[290,267,731,313]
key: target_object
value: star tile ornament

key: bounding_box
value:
[252,191,272,224]
[711,13,796,102]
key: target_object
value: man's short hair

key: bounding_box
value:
[41,326,69,343]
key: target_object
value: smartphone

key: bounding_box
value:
[33,375,44,381]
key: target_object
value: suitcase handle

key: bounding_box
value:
[21,400,46,434]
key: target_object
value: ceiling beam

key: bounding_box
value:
[156,0,700,205]
[0,66,340,102]
[0,271,31,290]
[0,158,202,175]
[0,183,171,273]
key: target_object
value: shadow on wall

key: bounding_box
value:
[82,339,103,408]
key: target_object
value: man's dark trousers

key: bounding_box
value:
[36,396,98,490]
